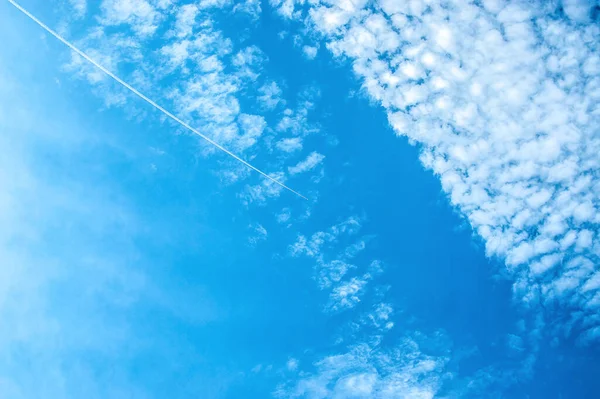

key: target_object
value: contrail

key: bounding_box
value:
[6,0,308,201]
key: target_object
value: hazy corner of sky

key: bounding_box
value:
[0,43,159,398]
[271,0,600,343]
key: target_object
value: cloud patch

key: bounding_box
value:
[288,151,325,175]
[275,337,448,399]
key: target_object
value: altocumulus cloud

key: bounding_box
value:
[272,0,600,342]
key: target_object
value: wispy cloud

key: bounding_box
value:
[248,223,268,246]
[302,45,318,60]
[276,137,303,153]
[276,207,292,224]
[288,151,325,175]
[100,0,168,37]
[258,81,285,110]
[9,0,331,202]
[288,216,385,313]
[233,0,262,19]
[68,0,87,18]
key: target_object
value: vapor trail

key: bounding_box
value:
[6,0,308,201]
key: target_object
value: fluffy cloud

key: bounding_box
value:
[275,337,448,399]
[303,45,319,59]
[276,207,292,224]
[273,0,600,341]
[328,276,369,311]
[258,81,285,110]
[288,151,325,175]
[100,0,169,37]
[277,137,304,153]
[68,0,87,18]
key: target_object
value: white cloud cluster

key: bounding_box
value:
[239,171,288,205]
[303,44,318,59]
[328,276,368,311]
[273,0,600,341]
[275,337,447,398]
[258,81,285,110]
[325,259,381,312]
[68,0,87,18]
[277,137,304,153]
[288,151,325,175]
[160,21,267,153]
[233,0,263,19]
[61,0,327,207]
[100,0,170,37]
[248,223,268,245]
[290,216,382,312]
[275,86,321,136]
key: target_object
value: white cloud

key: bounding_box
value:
[248,223,268,245]
[276,137,303,153]
[303,45,318,59]
[100,0,168,37]
[287,358,299,371]
[197,0,232,9]
[232,45,266,81]
[562,0,597,23]
[68,0,87,18]
[61,1,326,207]
[258,81,285,110]
[327,276,369,311]
[239,171,287,206]
[274,0,600,341]
[237,113,267,151]
[288,151,325,175]
[276,207,292,224]
[368,303,394,330]
[233,0,262,19]
[276,338,447,399]
[322,256,355,281]
[289,216,362,258]
[287,216,384,313]
[171,3,198,38]
[275,87,321,136]
[270,0,305,19]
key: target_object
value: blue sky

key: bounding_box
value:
[1,0,599,398]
